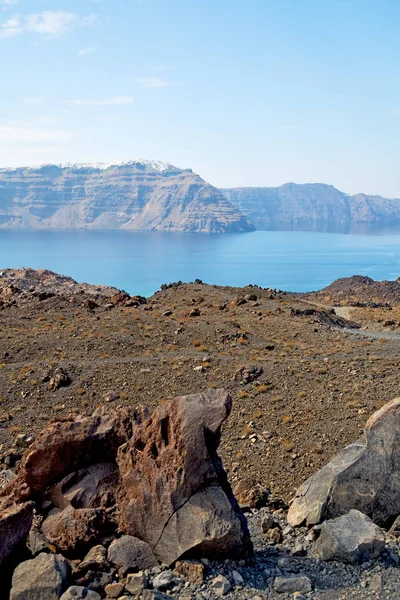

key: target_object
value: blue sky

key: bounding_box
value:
[0,0,399,196]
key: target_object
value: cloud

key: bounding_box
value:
[0,123,74,143]
[0,17,22,37]
[70,96,134,106]
[22,96,43,104]
[0,0,19,6]
[0,11,98,39]
[135,77,175,89]
[77,45,98,56]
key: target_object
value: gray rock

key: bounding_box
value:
[142,591,171,600]
[211,575,232,596]
[107,535,156,576]
[152,570,174,590]
[315,510,385,563]
[288,398,400,527]
[60,586,101,600]
[125,572,145,595]
[274,575,312,594]
[10,553,71,600]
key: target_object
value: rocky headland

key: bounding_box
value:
[222,183,400,232]
[0,161,253,233]
[1,269,400,598]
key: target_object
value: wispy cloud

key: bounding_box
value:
[0,0,19,7]
[0,11,98,39]
[77,45,98,56]
[70,96,134,106]
[135,77,176,89]
[0,123,74,143]
[22,96,43,104]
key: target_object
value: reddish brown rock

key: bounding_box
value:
[0,501,34,565]
[0,407,135,505]
[117,389,251,565]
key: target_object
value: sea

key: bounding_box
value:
[1,229,400,297]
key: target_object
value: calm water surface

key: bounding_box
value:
[1,229,400,296]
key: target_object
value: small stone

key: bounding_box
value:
[152,570,174,590]
[162,310,172,317]
[369,574,382,594]
[60,586,101,600]
[261,515,277,533]
[125,572,145,595]
[104,391,120,403]
[211,575,232,596]
[142,591,171,600]
[274,576,312,594]
[104,582,125,598]
[267,527,282,543]
[232,570,244,584]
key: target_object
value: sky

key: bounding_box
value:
[0,0,399,197]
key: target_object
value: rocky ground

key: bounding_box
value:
[1,269,400,599]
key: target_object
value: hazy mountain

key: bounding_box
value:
[221,183,400,233]
[0,160,254,233]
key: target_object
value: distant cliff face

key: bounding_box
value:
[0,160,254,233]
[221,183,400,233]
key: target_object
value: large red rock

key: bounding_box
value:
[117,389,252,564]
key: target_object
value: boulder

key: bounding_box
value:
[315,510,385,563]
[117,389,251,565]
[288,398,400,527]
[0,407,135,506]
[10,553,71,600]
[107,535,156,576]
[0,501,34,565]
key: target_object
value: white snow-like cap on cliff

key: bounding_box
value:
[0,159,176,172]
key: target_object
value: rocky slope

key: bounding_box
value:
[221,183,400,232]
[0,160,254,233]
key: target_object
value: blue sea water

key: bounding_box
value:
[1,229,400,296]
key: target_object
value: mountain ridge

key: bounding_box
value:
[0,161,253,233]
[221,182,400,232]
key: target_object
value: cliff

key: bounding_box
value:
[0,160,254,233]
[221,183,400,232]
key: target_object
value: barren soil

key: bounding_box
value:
[1,269,399,502]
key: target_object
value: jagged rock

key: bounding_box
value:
[234,366,263,384]
[125,572,146,595]
[288,398,400,527]
[10,553,71,600]
[274,575,312,594]
[233,478,269,509]
[40,463,119,553]
[60,586,101,600]
[117,389,252,565]
[152,570,175,590]
[315,510,385,563]
[0,407,134,505]
[107,535,156,576]
[74,544,109,575]
[49,367,71,391]
[211,575,232,596]
[0,501,34,565]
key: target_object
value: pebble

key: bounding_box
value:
[211,575,232,596]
